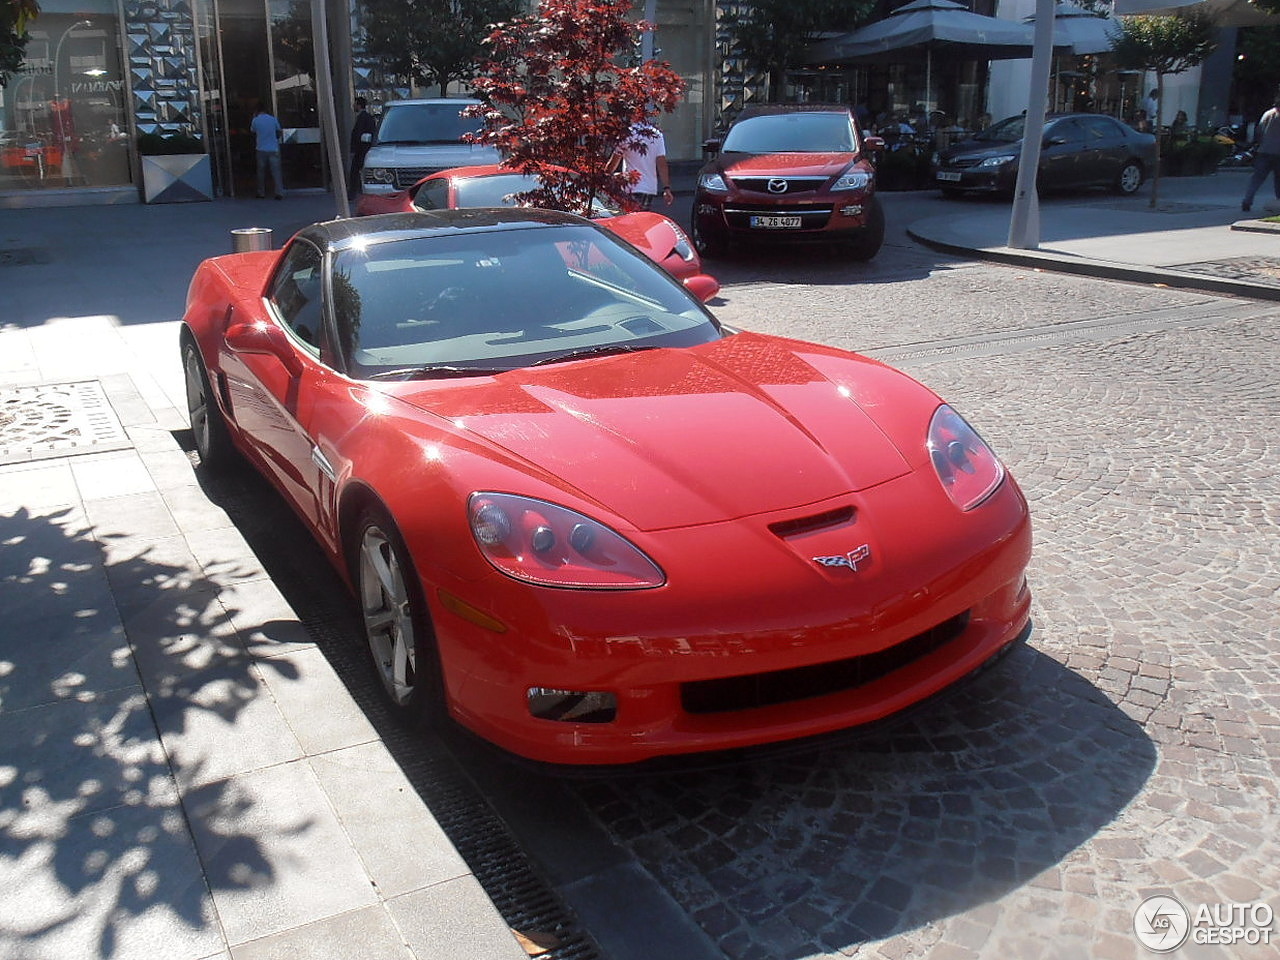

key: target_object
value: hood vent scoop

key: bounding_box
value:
[768,505,855,539]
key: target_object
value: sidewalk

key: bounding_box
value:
[0,193,528,960]
[904,169,1280,301]
[1,170,1277,960]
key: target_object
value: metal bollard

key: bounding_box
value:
[231,227,274,253]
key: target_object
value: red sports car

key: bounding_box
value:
[181,208,1032,766]
[356,163,714,291]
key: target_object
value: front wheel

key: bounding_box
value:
[181,336,238,469]
[1114,160,1144,195]
[845,196,885,261]
[351,506,444,722]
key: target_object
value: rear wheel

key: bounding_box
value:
[181,336,237,469]
[351,506,445,722]
[845,196,885,261]
[1114,160,1143,195]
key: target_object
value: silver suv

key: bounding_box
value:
[360,98,499,195]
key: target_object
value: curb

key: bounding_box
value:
[906,224,1280,303]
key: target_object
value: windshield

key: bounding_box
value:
[375,103,483,146]
[452,174,618,217]
[332,223,720,378]
[975,115,1026,143]
[721,112,856,154]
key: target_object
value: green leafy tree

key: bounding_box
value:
[359,0,524,96]
[724,0,874,102]
[467,0,686,214]
[1112,12,1217,207]
[1,0,39,87]
[1234,24,1280,123]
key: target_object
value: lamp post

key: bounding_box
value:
[53,19,92,181]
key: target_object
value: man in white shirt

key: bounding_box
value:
[610,122,673,210]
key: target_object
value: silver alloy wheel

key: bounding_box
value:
[1118,162,1142,194]
[358,524,417,705]
[183,345,212,459]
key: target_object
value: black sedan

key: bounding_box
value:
[933,113,1156,198]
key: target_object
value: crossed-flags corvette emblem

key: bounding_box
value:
[813,544,872,571]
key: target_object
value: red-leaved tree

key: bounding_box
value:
[466,0,685,214]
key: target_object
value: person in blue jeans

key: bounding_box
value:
[250,105,284,199]
[1242,89,1280,214]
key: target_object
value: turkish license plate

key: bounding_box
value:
[749,215,803,229]
[936,171,963,182]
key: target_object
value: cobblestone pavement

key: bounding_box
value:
[551,247,1280,959]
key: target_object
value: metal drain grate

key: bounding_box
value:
[0,381,134,465]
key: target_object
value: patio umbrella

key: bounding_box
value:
[806,0,1068,114]
[1025,1,1119,55]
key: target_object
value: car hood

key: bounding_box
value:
[389,333,919,531]
[364,143,500,167]
[713,152,855,180]
[941,138,1022,162]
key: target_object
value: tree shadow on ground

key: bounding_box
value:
[0,502,299,959]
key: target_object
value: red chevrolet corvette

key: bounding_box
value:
[181,208,1032,765]
[355,163,714,289]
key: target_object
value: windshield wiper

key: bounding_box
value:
[531,344,655,367]
[365,364,508,381]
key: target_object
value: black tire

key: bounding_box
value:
[845,195,885,261]
[1114,160,1144,195]
[181,335,238,469]
[349,505,446,724]
[690,214,728,259]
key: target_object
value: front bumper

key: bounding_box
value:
[422,471,1033,765]
[694,191,877,245]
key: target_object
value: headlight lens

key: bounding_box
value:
[669,222,696,262]
[927,405,1006,510]
[468,492,665,589]
[832,170,872,192]
[698,172,728,192]
[978,155,1016,168]
[364,167,393,183]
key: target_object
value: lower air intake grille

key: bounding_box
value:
[681,611,970,714]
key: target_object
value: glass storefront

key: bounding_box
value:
[1,1,130,192]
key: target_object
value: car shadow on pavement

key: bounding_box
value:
[177,448,1158,960]
[0,502,291,959]
[557,641,1157,958]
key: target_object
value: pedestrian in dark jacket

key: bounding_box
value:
[348,97,377,195]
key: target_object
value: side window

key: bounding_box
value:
[267,241,324,354]
[414,178,450,211]
[1085,118,1121,141]
[1051,120,1085,144]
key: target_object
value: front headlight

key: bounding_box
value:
[831,170,872,192]
[927,405,1006,510]
[468,492,666,589]
[364,167,394,184]
[978,155,1016,168]
[669,222,696,262]
[698,172,729,192]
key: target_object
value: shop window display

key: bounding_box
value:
[0,12,131,192]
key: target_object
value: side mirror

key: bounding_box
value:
[683,273,721,303]
[225,319,304,378]
[701,138,722,158]
[863,136,886,154]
